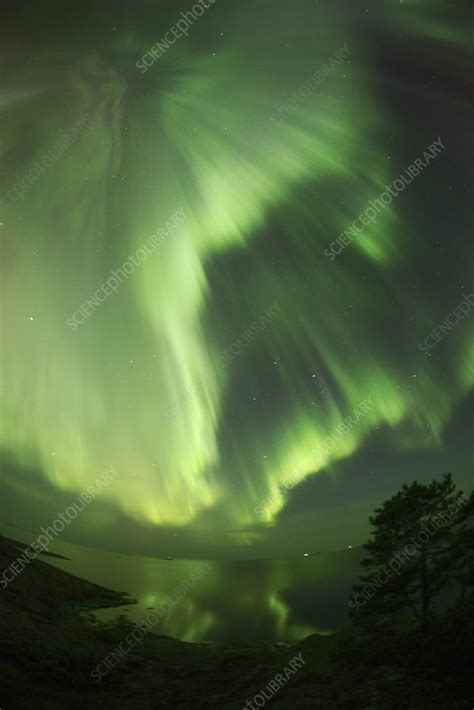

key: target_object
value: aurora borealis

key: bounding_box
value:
[0,0,473,559]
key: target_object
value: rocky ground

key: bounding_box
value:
[0,535,471,709]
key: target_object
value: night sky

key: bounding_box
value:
[0,0,472,559]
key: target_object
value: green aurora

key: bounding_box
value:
[0,0,472,558]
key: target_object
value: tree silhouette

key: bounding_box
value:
[350,473,474,631]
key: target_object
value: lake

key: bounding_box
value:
[1,524,363,643]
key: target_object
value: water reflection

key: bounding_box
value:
[90,553,363,642]
[1,526,362,643]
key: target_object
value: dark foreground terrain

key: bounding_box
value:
[0,535,472,709]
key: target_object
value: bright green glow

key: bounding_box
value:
[0,0,472,540]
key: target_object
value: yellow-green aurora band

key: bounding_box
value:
[0,0,472,548]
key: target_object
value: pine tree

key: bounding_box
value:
[349,474,473,631]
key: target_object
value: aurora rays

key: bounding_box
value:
[0,0,473,557]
